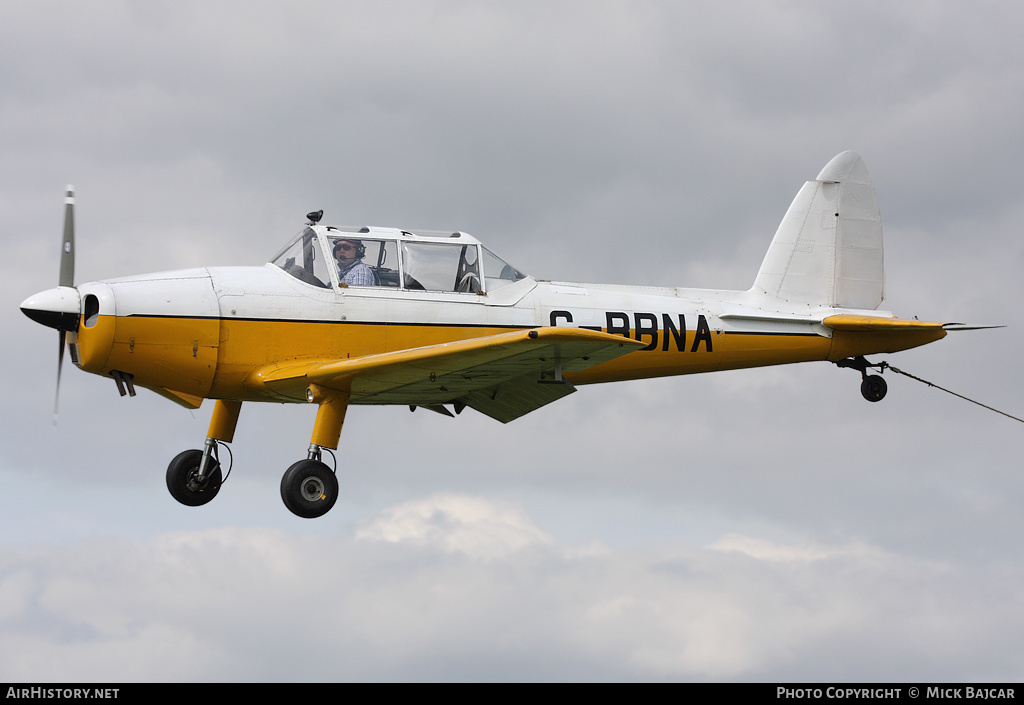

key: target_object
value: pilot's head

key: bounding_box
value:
[333,238,365,267]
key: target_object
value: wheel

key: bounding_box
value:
[166,449,222,507]
[860,375,888,402]
[280,459,338,519]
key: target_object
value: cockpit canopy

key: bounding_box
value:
[270,225,528,294]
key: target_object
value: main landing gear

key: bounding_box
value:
[165,390,350,519]
[835,356,888,402]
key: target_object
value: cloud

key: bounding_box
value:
[1,496,1022,682]
[356,493,554,559]
[707,533,876,563]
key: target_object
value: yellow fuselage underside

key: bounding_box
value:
[75,312,944,405]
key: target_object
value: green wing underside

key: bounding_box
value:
[252,327,645,423]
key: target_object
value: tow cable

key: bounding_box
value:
[880,362,1024,424]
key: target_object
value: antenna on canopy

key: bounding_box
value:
[306,210,323,225]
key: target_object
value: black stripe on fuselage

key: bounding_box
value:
[123,313,532,329]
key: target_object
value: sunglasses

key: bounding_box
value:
[334,244,356,252]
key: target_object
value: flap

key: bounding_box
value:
[460,372,578,423]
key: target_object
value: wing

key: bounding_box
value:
[250,327,645,423]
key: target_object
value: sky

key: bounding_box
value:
[2,0,1023,682]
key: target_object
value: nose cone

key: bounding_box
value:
[20,286,81,331]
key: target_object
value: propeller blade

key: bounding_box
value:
[55,330,66,426]
[59,185,74,288]
[54,186,75,425]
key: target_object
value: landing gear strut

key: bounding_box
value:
[164,392,350,519]
[836,356,888,402]
[166,399,240,509]
[276,387,349,519]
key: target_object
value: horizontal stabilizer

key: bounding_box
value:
[823,315,1004,333]
[822,315,945,332]
[942,323,1005,331]
[823,314,951,360]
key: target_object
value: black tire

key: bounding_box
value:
[860,375,888,402]
[280,459,338,519]
[166,449,223,507]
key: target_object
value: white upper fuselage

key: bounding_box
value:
[89,224,885,332]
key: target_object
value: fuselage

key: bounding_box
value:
[61,223,943,409]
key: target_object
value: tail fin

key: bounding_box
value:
[752,151,884,310]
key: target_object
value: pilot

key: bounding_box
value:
[332,238,378,286]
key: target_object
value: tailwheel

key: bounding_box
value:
[166,449,222,506]
[860,374,888,402]
[836,356,890,403]
[281,459,338,519]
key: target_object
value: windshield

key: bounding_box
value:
[271,228,332,288]
[482,248,526,291]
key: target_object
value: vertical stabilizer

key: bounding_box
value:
[752,151,884,310]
